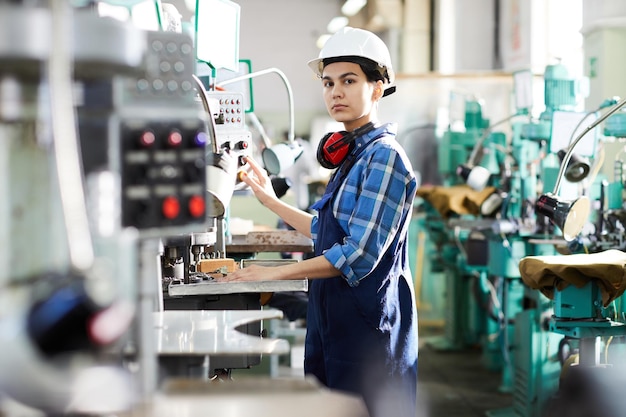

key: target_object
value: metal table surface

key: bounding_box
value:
[168,279,308,296]
[210,230,315,254]
[155,309,290,356]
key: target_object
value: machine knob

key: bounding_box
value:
[26,273,131,356]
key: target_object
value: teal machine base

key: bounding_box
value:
[487,309,561,417]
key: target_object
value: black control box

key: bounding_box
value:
[77,30,210,235]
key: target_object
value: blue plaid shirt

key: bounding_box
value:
[311,123,418,286]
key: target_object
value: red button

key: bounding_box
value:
[188,195,205,218]
[140,131,156,147]
[162,197,180,219]
[168,131,183,146]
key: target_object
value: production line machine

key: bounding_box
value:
[157,86,309,378]
[425,94,508,351]
[416,61,626,417]
[0,2,367,417]
[511,96,626,417]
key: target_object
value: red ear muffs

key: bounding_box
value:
[316,122,378,170]
[317,131,352,169]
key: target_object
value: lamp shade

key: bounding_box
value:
[271,176,292,199]
[557,149,591,183]
[262,142,304,175]
[456,164,491,191]
[535,193,590,241]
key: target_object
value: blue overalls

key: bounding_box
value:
[306,132,418,417]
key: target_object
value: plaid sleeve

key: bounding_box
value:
[322,141,417,286]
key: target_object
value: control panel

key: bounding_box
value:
[77,30,210,236]
[123,30,198,107]
[120,120,207,230]
[205,90,252,194]
[208,91,246,131]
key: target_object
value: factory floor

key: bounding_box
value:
[271,324,514,417]
[416,326,513,417]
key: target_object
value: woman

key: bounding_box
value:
[221,27,418,417]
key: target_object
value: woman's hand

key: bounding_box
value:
[239,156,278,206]
[216,264,278,282]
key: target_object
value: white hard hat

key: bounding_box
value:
[308,27,395,92]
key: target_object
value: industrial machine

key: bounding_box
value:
[520,95,626,417]
[418,95,505,352]
[157,87,294,377]
[0,1,155,412]
[518,250,626,417]
[481,63,598,411]
[151,1,310,380]
[418,61,614,416]
[487,68,626,417]
[0,2,335,417]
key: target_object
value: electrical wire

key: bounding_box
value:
[480,275,508,343]
[499,232,523,266]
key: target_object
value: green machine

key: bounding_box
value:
[424,65,592,408]
[527,100,626,417]
[584,106,626,253]
[519,254,626,417]
[439,97,506,185]
[509,241,562,417]
[520,62,588,202]
[486,64,612,416]
[422,97,506,351]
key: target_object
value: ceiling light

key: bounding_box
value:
[316,34,331,49]
[341,0,366,17]
[327,16,349,33]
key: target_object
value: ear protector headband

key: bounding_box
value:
[316,122,377,169]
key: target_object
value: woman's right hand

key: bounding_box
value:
[238,156,278,206]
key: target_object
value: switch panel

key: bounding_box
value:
[77,30,210,236]
[120,120,207,230]
[208,91,246,130]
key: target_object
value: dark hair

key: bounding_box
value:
[322,55,389,84]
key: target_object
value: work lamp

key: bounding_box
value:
[537,97,626,240]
